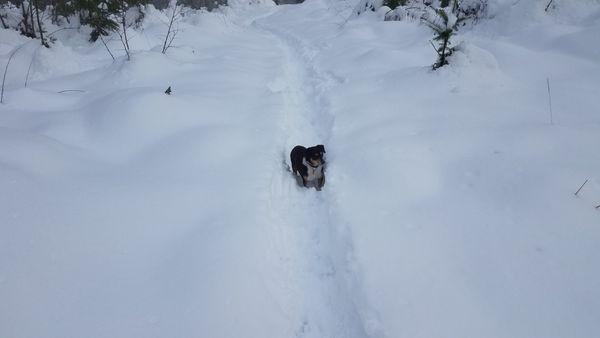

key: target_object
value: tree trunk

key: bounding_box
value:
[29,1,36,36]
[20,3,34,38]
[33,0,48,47]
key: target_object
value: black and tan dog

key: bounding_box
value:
[290,144,326,190]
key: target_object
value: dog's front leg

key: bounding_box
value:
[318,176,325,189]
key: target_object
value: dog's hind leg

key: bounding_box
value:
[294,174,304,187]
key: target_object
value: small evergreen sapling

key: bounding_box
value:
[382,0,406,10]
[50,0,76,25]
[76,0,119,42]
[379,1,486,68]
[422,1,462,69]
[76,0,147,60]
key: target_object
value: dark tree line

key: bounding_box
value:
[151,0,226,11]
[0,0,226,49]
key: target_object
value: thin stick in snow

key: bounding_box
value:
[547,77,554,125]
[545,0,555,12]
[1,42,31,104]
[100,36,116,61]
[1,57,9,103]
[121,9,130,58]
[25,46,40,87]
[595,204,600,209]
[116,29,130,61]
[574,179,588,196]
[430,40,442,56]
[162,2,181,54]
[58,89,85,93]
[165,28,179,52]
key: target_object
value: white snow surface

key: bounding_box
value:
[1,1,600,338]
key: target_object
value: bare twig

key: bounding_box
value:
[115,3,132,61]
[574,179,588,196]
[162,1,182,54]
[121,8,130,56]
[1,42,32,104]
[595,204,600,209]
[547,77,554,125]
[545,0,555,12]
[24,46,40,87]
[100,36,116,61]
[58,89,85,93]
[165,28,178,52]
[116,29,130,61]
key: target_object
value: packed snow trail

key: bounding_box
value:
[254,9,371,338]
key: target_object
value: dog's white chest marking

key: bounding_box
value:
[303,158,324,181]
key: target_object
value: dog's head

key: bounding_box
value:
[306,145,326,166]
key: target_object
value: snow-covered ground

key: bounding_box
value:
[1,1,600,338]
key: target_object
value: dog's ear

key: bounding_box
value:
[317,145,325,153]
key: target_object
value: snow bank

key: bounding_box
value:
[1,5,293,338]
